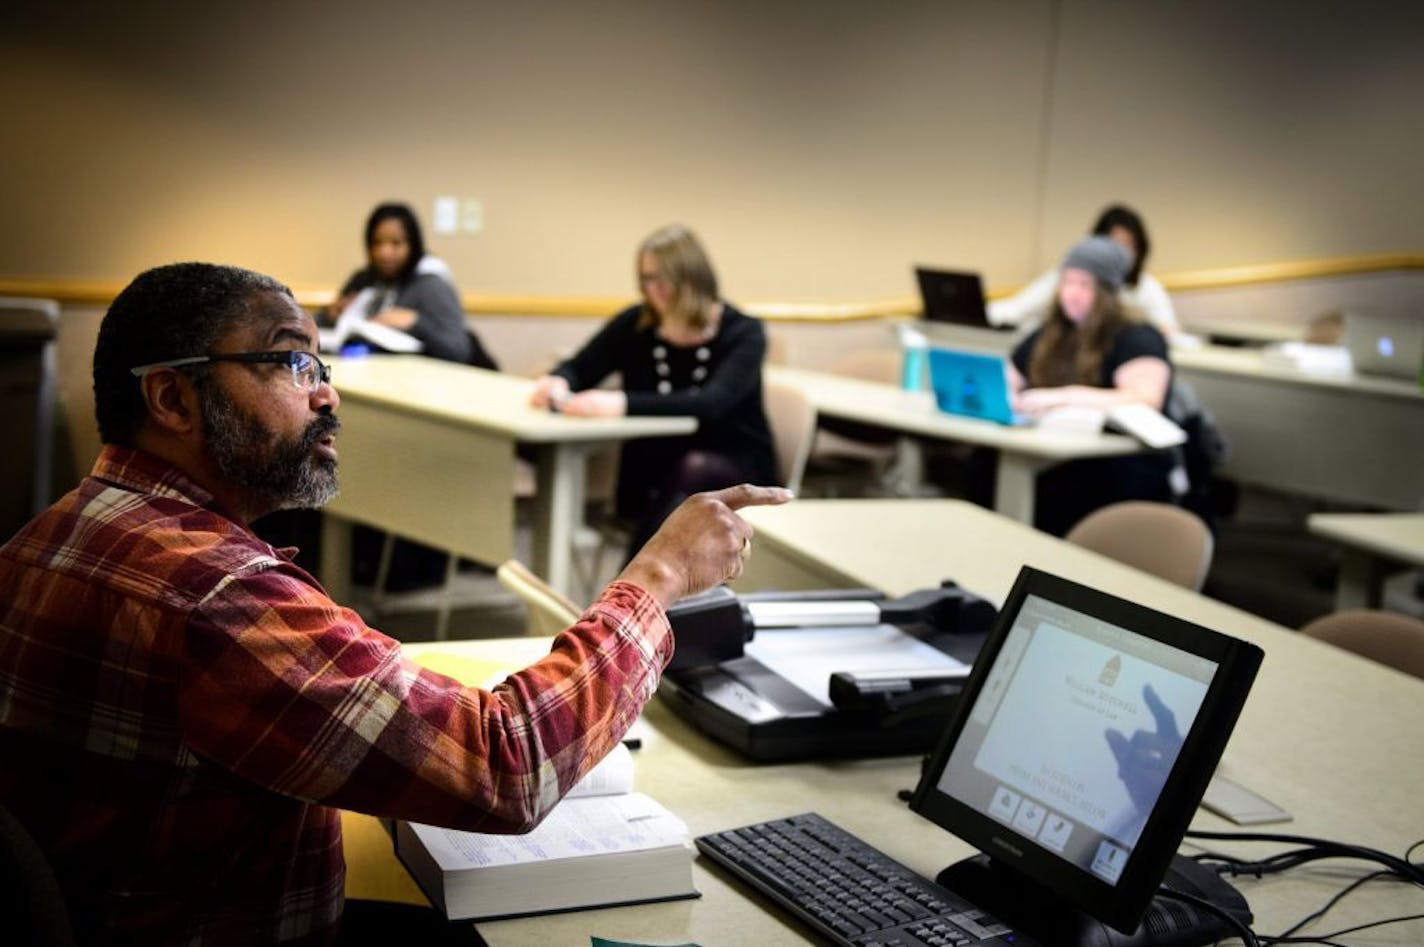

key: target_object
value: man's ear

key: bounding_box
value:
[139,369,203,438]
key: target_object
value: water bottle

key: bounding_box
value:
[899,325,928,391]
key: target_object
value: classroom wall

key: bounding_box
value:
[2,0,1420,302]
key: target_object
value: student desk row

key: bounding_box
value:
[1307,512,1424,610]
[342,500,1424,946]
[316,355,1145,598]
[771,364,1145,523]
[317,355,694,599]
[1169,344,1424,511]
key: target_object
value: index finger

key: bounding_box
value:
[709,483,796,511]
[1142,684,1180,742]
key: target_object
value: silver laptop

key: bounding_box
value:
[1342,312,1424,381]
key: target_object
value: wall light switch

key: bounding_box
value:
[432,195,459,235]
[460,199,484,234]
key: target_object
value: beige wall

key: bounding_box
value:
[2,0,1420,302]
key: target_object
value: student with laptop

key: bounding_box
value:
[989,204,1180,336]
[1007,236,1177,535]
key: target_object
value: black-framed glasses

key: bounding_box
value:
[129,350,331,393]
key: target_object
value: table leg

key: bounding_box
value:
[994,455,1037,524]
[533,442,590,598]
[1334,549,1382,611]
[320,513,353,605]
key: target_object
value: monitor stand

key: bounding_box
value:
[935,853,1251,947]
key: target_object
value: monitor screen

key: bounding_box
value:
[911,567,1262,936]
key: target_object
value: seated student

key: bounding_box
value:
[0,261,790,945]
[1008,236,1176,536]
[989,204,1180,336]
[327,202,493,366]
[530,225,778,559]
[323,202,496,588]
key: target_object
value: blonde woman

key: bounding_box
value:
[531,225,776,557]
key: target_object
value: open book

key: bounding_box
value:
[393,743,697,921]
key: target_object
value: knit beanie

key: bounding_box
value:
[1061,236,1132,289]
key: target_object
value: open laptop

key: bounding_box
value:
[915,267,991,328]
[1342,312,1424,381]
[927,346,1027,425]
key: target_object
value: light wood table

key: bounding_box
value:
[319,356,694,599]
[342,500,1424,945]
[1172,344,1424,510]
[769,364,1145,523]
[1307,512,1424,610]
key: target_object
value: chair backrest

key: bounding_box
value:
[827,348,901,385]
[0,802,75,946]
[762,378,816,495]
[764,330,790,366]
[496,559,582,637]
[1299,609,1424,680]
[1065,501,1214,591]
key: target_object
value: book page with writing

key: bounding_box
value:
[565,742,635,798]
[408,793,687,871]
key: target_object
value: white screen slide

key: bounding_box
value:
[938,595,1216,883]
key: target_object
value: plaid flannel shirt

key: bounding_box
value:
[0,445,672,945]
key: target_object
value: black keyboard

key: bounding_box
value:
[696,813,1037,946]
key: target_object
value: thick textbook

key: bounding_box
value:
[393,746,696,920]
[395,791,696,921]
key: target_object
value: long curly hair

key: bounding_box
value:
[1026,278,1141,388]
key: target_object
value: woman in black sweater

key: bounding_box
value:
[531,225,776,558]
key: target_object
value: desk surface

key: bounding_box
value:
[330,355,697,442]
[1306,512,1424,565]
[770,364,1142,461]
[345,500,1424,945]
[1172,343,1424,401]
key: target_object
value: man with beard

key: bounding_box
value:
[0,262,791,946]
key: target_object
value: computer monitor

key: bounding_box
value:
[915,267,991,327]
[911,567,1263,945]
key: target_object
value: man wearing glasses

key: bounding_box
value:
[0,262,791,945]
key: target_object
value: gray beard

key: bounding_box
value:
[200,383,340,512]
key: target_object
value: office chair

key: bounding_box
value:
[764,330,790,366]
[763,376,816,497]
[803,349,904,496]
[1299,609,1424,680]
[1065,501,1215,591]
[0,802,75,946]
[496,559,582,637]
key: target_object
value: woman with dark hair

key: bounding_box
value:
[325,202,480,364]
[989,203,1179,334]
[1007,236,1176,535]
[320,203,493,591]
[530,224,776,558]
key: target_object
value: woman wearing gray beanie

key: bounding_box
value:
[1003,235,1176,535]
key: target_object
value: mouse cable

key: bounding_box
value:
[1184,829,1423,885]
[1184,835,1423,946]
[1261,908,1424,946]
[1269,839,1424,942]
